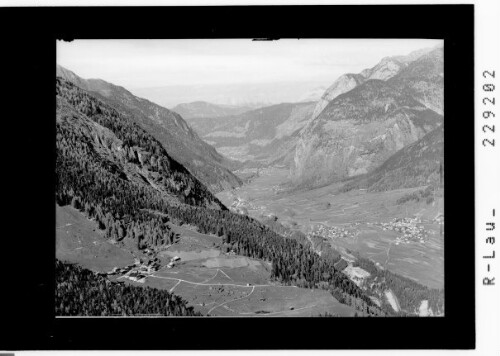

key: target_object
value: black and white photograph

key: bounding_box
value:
[55,38,445,318]
[2,2,490,353]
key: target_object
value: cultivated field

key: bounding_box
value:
[56,204,356,317]
[140,257,354,316]
[217,168,444,289]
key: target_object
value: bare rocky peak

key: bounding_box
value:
[290,47,444,190]
[311,45,441,121]
[311,74,364,119]
[361,57,405,81]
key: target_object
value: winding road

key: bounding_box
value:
[146,273,299,315]
[207,286,256,314]
[148,274,297,289]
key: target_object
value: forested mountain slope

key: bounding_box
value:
[291,47,443,189]
[56,260,200,316]
[56,77,386,315]
[339,124,444,192]
[57,65,242,193]
[57,77,225,246]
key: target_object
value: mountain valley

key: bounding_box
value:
[55,42,445,317]
[57,65,242,194]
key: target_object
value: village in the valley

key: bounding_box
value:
[309,216,440,246]
[308,223,359,240]
[98,250,181,283]
[372,217,430,244]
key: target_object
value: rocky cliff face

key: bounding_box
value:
[310,45,440,122]
[311,74,365,119]
[339,124,444,192]
[56,77,225,210]
[389,48,444,115]
[56,65,242,193]
[291,47,443,189]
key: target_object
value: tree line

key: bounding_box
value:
[56,260,200,316]
[353,254,444,313]
[56,77,385,316]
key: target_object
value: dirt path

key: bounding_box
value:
[199,269,233,284]
[200,269,220,284]
[147,274,298,289]
[169,280,182,293]
[207,286,256,315]
[147,273,300,315]
[383,241,395,268]
[218,269,233,281]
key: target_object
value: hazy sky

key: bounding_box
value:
[57,39,442,89]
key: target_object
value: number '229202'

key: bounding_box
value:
[482,70,496,147]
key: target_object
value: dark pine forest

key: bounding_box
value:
[56,260,200,316]
[56,77,442,316]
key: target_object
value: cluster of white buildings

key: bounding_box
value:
[166,256,181,269]
[375,217,428,244]
[102,257,162,283]
[309,224,356,240]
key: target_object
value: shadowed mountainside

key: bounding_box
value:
[57,65,242,193]
[56,76,387,316]
[338,124,444,193]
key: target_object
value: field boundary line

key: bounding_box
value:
[148,274,298,290]
[218,269,233,280]
[200,269,220,284]
[169,280,182,293]
[208,286,255,315]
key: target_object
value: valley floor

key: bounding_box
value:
[216,168,444,290]
[55,165,444,316]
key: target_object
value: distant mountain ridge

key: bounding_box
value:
[180,45,444,180]
[131,81,329,109]
[171,101,258,119]
[185,101,317,166]
[290,46,444,190]
[57,65,242,193]
[311,45,441,120]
